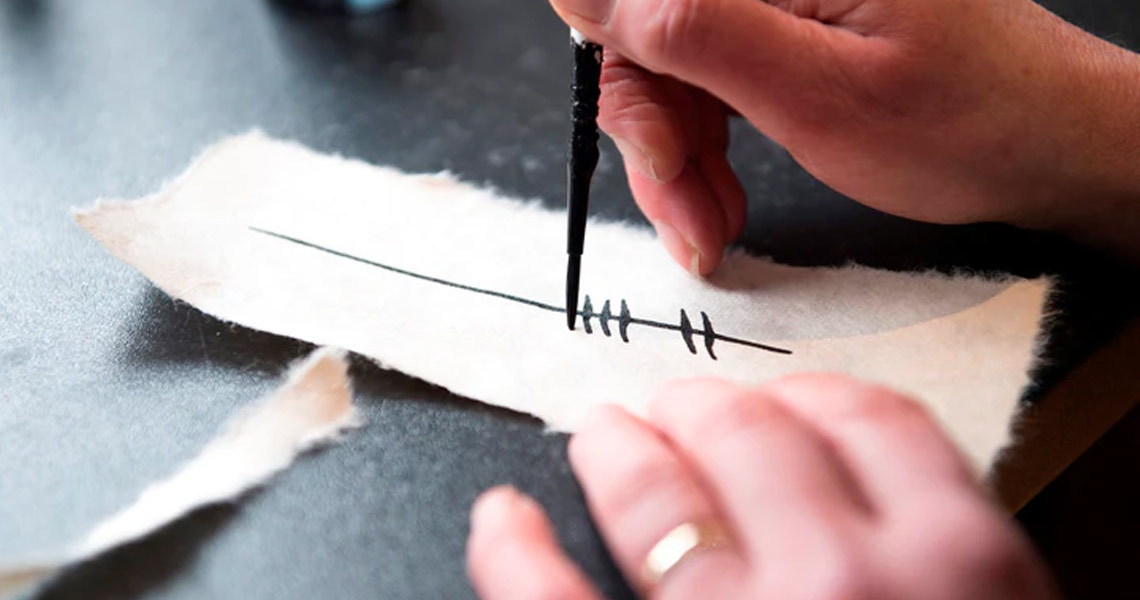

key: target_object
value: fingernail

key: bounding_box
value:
[689,253,704,277]
[652,220,704,277]
[551,0,612,23]
[612,137,661,181]
[471,485,519,535]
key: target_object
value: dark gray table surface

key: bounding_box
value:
[1,1,1137,598]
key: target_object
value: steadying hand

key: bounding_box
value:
[467,375,1056,600]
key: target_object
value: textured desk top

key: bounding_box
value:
[1,1,1136,598]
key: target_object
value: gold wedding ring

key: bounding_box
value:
[641,521,732,590]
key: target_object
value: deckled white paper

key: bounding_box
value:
[0,347,360,599]
[76,133,1048,473]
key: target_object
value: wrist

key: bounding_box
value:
[1007,18,1140,257]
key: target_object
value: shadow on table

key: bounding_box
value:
[114,287,315,376]
[114,286,541,424]
[102,286,633,598]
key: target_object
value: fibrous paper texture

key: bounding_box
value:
[77,133,1048,473]
[0,347,360,599]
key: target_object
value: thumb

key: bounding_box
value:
[550,0,830,144]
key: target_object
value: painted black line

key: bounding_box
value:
[250,227,562,312]
[701,312,717,360]
[625,316,793,356]
[249,227,792,357]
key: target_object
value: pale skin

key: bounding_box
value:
[468,377,1057,600]
[468,0,1140,597]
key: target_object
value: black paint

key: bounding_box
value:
[701,312,717,360]
[580,295,595,334]
[250,227,563,310]
[618,300,632,343]
[678,309,696,354]
[250,227,793,358]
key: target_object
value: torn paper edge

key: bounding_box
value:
[0,347,361,599]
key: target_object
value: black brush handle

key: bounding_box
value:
[567,40,603,257]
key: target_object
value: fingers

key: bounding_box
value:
[628,162,728,276]
[599,55,747,274]
[764,374,978,507]
[561,378,1056,599]
[756,375,1059,599]
[551,0,824,125]
[569,405,747,597]
[695,152,746,242]
[647,379,873,565]
[467,486,601,600]
[693,89,747,241]
[599,53,692,183]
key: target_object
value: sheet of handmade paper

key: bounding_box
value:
[77,133,1049,472]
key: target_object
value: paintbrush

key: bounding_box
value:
[565,29,603,330]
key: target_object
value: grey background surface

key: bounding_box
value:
[0,0,1136,598]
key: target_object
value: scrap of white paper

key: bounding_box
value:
[76,133,1049,474]
[0,347,360,599]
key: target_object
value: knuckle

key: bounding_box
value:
[598,75,661,127]
[837,384,931,425]
[694,387,788,441]
[786,553,878,600]
[777,374,933,427]
[640,0,717,66]
[601,453,694,519]
[599,61,651,101]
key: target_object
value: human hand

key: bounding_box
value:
[549,0,1140,273]
[467,375,1057,599]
